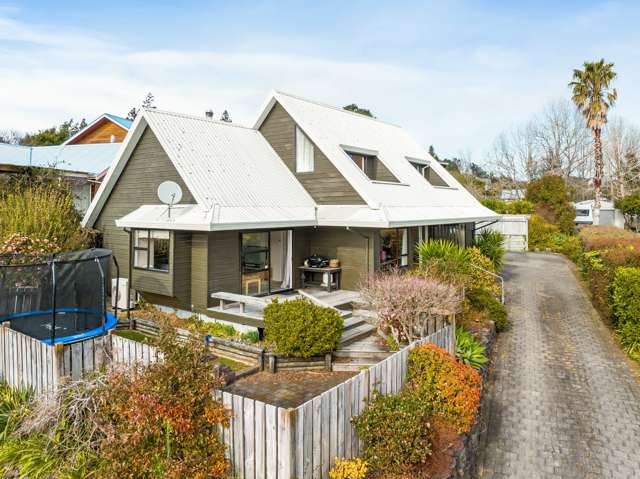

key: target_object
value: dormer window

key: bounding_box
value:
[344,147,400,183]
[295,127,314,172]
[409,160,450,187]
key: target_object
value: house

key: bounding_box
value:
[574,199,625,228]
[0,113,131,213]
[500,188,525,202]
[82,91,497,327]
[64,113,132,145]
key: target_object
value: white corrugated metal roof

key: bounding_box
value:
[0,142,120,175]
[255,91,497,225]
[84,109,317,230]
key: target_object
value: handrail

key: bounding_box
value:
[469,263,505,304]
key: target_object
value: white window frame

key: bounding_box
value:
[133,229,170,272]
[295,127,314,173]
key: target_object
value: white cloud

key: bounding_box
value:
[1,9,639,165]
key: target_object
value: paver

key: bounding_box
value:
[476,252,640,479]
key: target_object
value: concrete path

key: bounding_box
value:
[475,253,640,479]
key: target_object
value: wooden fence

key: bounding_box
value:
[0,322,455,479]
[221,323,455,479]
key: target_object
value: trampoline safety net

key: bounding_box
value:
[0,249,118,344]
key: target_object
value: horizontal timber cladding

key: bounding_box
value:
[70,120,127,144]
[259,101,366,205]
[308,227,376,290]
[95,125,195,290]
[173,231,192,307]
[191,232,209,309]
[209,231,242,301]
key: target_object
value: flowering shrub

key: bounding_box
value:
[407,343,481,434]
[360,269,460,344]
[328,457,368,479]
[0,234,60,265]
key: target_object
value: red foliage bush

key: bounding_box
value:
[579,226,640,252]
[407,343,481,434]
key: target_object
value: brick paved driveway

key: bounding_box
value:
[475,252,640,479]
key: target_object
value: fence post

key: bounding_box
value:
[278,407,297,479]
[52,342,65,390]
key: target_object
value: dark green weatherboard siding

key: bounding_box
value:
[95,126,195,305]
[259,102,366,205]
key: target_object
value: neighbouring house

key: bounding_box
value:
[574,199,625,228]
[0,114,131,213]
[499,188,525,202]
[63,113,132,145]
[82,91,497,328]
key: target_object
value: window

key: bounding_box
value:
[427,224,465,247]
[134,230,170,272]
[576,209,590,217]
[410,161,450,187]
[379,228,409,269]
[296,127,314,172]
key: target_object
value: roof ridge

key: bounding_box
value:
[274,90,402,128]
[143,108,255,131]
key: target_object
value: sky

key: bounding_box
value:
[1,0,640,163]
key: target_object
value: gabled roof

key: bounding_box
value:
[82,109,317,231]
[255,91,497,226]
[63,113,132,145]
[0,142,121,176]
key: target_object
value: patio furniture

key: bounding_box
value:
[298,266,342,292]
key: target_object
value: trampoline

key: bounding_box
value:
[0,249,120,345]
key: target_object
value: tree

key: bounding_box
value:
[0,130,23,145]
[615,192,640,229]
[21,119,87,146]
[343,103,375,118]
[219,110,232,123]
[127,92,157,120]
[428,145,441,162]
[526,174,576,233]
[604,117,640,199]
[569,59,618,225]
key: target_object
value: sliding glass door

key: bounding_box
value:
[241,230,292,296]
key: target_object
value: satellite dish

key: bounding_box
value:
[157,181,183,206]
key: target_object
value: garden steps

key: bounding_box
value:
[339,322,376,347]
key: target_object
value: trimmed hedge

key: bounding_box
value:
[612,267,640,325]
[264,298,343,358]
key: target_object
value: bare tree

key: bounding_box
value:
[0,130,24,145]
[604,117,640,199]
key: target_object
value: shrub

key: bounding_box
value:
[579,225,640,252]
[264,298,343,357]
[551,233,583,263]
[416,240,499,295]
[97,324,230,478]
[455,327,488,369]
[466,288,509,331]
[480,198,535,214]
[612,267,640,325]
[0,181,91,252]
[617,321,640,361]
[0,378,105,478]
[360,270,460,344]
[616,192,640,228]
[0,382,32,441]
[474,230,505,270]
[241,330,260,344]
[407,343,481,434]
[525,175,575,233]
[329,458,368,479]
[528,214,559,250]
[352,392,433,471]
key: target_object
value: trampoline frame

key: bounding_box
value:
[0,249,120,345]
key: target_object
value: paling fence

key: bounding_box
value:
[0,323,455,479]
[220,324,455,479]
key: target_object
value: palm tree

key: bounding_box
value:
[569,59,617,225]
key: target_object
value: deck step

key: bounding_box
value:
[339,323,376,347]
[342,316,366,331]
[338,310,353,320]
[332,362,375,372]
[333,349,390,361]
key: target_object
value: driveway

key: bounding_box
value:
[475,252,640,479]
